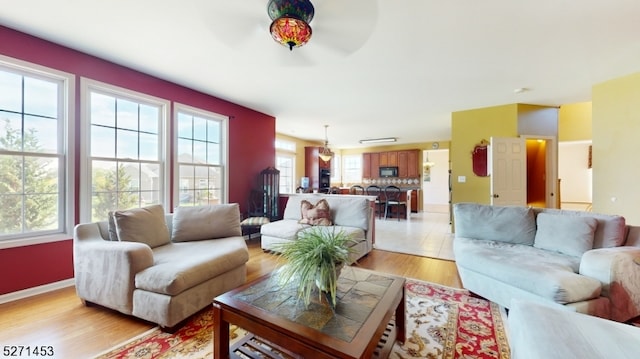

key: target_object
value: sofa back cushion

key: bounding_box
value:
[113,204,170,248]
[533,213,597,257]
[453,203,536,245]
[171,204,242,242]
[533,208,626,248]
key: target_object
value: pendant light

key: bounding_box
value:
[319,125,333,162]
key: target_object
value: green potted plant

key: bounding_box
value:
[274,226,356,306]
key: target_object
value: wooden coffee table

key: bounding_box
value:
[213,267,405,359]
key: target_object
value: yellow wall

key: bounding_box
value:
[450,104,519,204]
[592,72,640,224]
[559,102,592,141]
[276,133,321,185]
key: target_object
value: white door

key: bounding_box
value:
[490,137,526,206]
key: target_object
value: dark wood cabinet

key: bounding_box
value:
[371,152,380,178]
[362,153,371,178]
[388,151,398,166]
[407,150,419,178]
[379,152,388,166]
[362,149,419,180]
[305,147,331,190]
[397,151,409,178]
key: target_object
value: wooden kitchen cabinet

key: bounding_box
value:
[371,152,380,178]
[407,150,420,178]
[387,151,398,166]
[397,151,408,177]
[305,147,331,190]
[379,152,388,166]
[363,153,371,178]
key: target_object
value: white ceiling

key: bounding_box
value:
[1,0,639,148]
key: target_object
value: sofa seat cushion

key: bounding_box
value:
[454,238,602,304]
[135,238,249,296]
[260,220,309,241]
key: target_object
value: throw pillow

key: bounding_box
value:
[299,199,332,226]
[172,203,242,242]
[113,204,170,248]
[534,213,597,257]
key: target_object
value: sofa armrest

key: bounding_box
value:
[73,223,154,314]
[580,246,640,321]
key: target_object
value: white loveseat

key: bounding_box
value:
[453,202,640,322]
[260,194,376,263]
[73,204,249,330]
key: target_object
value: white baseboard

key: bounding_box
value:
[0,278,75,305]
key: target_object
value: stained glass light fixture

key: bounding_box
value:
[319,125,333,162]
[267,0,315,51]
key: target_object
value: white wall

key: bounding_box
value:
[558,141,592,204]
[422,149,450,212]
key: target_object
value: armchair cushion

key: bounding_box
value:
[113,204,170,248]
[534,213,597,257]
[172,204,242,242]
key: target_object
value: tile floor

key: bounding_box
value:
[373,210,455,261]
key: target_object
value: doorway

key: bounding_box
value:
[490,136,558,208]
[422,149,450,213]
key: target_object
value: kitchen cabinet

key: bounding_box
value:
[362,149,420,179]
[371,153,380,178]
[407,150,420,178]
[379,152,388,166]
[305,147,331,190]
[387,151,398,166]
[397,151,409,177]
[363,153,371,178]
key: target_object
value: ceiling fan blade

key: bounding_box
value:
[311,0,378,55]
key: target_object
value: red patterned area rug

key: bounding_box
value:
[93,280,509,359]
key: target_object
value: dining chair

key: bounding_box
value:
[383,185,407,221]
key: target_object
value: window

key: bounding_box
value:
[0,56,74,244]
[331,154,342,184]
[81,79,169,222]
[275,139,296,193]
[175,104,228,206]
[342,154,362,185]
[276,155,295,193]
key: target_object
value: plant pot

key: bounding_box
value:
[315,263,344,292]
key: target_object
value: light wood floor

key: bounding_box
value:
[0,239,461,358]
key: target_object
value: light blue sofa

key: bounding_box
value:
[453,202,640,322]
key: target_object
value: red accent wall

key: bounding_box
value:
[0,25,275,295]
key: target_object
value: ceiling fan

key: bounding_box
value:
[205,0,378,65]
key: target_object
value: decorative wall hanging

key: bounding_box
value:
[472,139,489,177]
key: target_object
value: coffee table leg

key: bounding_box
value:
[396,289,406,343]
[213,303,230,358]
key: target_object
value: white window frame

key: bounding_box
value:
[331,153,342,184]
[342,154,362,185]
[79,78,170,223]
[275,139,296,194]
[276,154,296,194]
[173,103,229,206]
[0,55,75,249]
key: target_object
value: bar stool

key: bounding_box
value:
[384,185,407,221]
[365,185,386,219]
